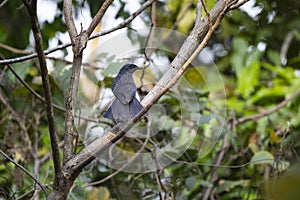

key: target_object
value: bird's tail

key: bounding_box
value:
[103,106,113,119]
[104,97,147,122]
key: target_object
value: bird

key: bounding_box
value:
[104,64,145,124]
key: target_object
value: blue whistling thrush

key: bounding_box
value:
[104,64,145,124]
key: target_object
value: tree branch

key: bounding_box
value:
[22,0,62,189]
[63,0,77,45]
[85,0,114,36]
[0,0,156,65]
[72,0,113,56]
[63,55,82,163]
[228,0,250,10]
[235,87,300,125]
[0,43,31,54]
[0,0,9,8]
[142,0,236,106]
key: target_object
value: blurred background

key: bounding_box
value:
[0,0,300,199]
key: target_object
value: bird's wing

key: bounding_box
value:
[110,99,131,122]
[129,97,144,118]
[112,76,136,104]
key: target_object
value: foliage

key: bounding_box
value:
[0,0,300,199]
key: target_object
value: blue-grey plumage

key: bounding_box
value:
[104,64,145,123]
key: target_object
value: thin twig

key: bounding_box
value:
[124,173,145,200]
[0,149,48,197]
[0,0,156,65]
[144,1,157,60]
[155,169,167,200]
[46,56,102,69]
[0,43,31,54]
[235,87,300,125]
[90,0,156,40]
[228,0,250,10]
[85,0,114,36]
[144,0,193,59]
[0,0,10,8]
[200,0,212,27]
[31,112,42,199]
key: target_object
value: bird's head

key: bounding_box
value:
[119,64,140,75]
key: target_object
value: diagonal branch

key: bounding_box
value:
[86,0,114,36]
[22,0,62,189]
[0,43,31,54]
[141,0,237,106]
[91,0,157,39]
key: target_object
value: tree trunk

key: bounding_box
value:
[47,177,75,200]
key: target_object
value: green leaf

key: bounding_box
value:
[236,61,260,97]
[230,37,248,76]
[245,48,262,67]
[250,151,274,165]
[247,86,288,105]
[226,97,245,112]
[267,50,281,65]
[261,62,296,84]
[185,176,197,190]
[197,138,213,158]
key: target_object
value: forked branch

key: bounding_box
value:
[61,0,245,178]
